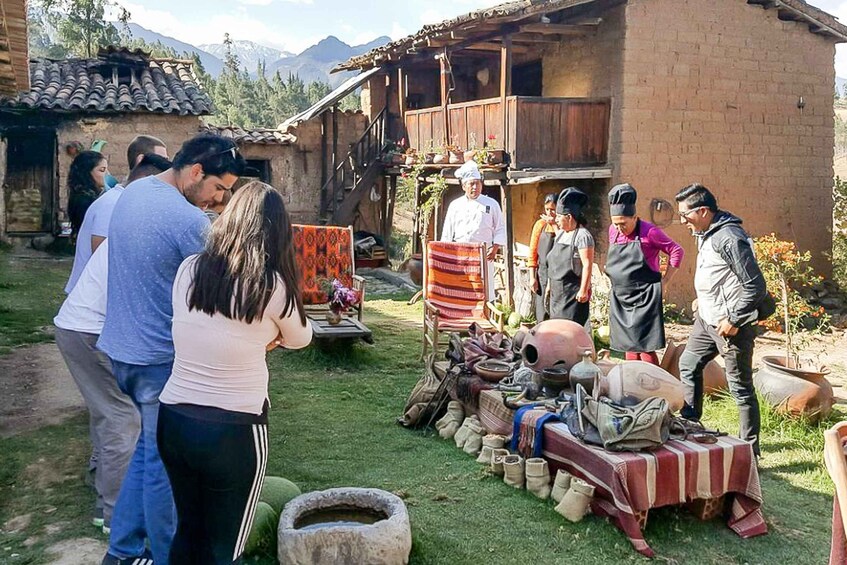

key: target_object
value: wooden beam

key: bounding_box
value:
[500,35,512,158]
[519,23,598,35]
[439,49,450,146]
[502,180,514,307]
[511,33,565,44]
[397,67,407,134]
[467,42,529,54]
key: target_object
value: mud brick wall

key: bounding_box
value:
[615,0,836,306]
[55,114,203,220]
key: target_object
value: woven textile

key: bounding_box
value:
[425,241,487,321]
[292,225,354,305]
[478,390,516,436]
[536,421,767,557]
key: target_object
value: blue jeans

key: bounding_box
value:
[108,360,176,564]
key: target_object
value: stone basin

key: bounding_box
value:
[278,487,411,565]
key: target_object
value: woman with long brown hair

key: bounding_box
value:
[157,181,312,563]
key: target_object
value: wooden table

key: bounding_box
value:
[309,316,373,344]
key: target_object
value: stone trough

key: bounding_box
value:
[278,487,412,565]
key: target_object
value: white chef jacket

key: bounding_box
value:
[440,194,506,246]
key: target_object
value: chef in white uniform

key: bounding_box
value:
[440,160,506,299]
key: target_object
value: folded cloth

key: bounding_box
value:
[462,324,514,371]
[511,406,560,458]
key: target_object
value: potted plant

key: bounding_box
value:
[446,144,465,164]
[404,147,419,166]
[484,134,505,165]
[321,278,361,325]
[752,235,833,421]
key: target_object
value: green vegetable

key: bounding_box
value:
[259,476,302,515]
[244,501,278,556]
[508,312,522,328]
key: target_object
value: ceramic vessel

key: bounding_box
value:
[598,361,685,412]
[474,360,511,383]
[326,310,342,325]
[520,319,595,372]
[661,339,728,395]
[569,350,602,396]
[755,356,834,423]
[405,254,423,286]
[541,365,569,394]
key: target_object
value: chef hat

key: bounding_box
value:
[455,160,482,183]
[608,183,637,216]
[556,187,588,216]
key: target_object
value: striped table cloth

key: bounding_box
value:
[539,421,767,557]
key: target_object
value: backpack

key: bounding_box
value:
[562,385,672,452]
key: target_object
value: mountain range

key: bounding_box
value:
[124,22,389,86]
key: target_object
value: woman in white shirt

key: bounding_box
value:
[158,181,312,563]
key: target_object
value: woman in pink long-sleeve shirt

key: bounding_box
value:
[605,184,684,365]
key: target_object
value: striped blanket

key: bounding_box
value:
[292,224,354,305]
[536,421,767,557]
[425,241,487,322]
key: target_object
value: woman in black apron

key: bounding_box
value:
[530,194,558,322]
[605,183,684,365]
[547,188,594,326]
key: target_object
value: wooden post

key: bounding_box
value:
[331,103,339,213]
[500,35,512,154]
[385,174,398,246]
[501,179,514,307]
[397,67,407,142]
[439,48,450,147]
[320,111,328,217]
[412,176,423,255]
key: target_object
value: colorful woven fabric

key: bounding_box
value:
[537,421,767,557]
[478,390,516,436]
[292,224,354,305]
[425,241,487,320]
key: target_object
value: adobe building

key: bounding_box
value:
[337,0,845,305]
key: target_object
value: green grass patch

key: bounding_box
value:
[0,250,70,354]
[0,254,840,564]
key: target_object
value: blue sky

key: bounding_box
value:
[119,0,847,75]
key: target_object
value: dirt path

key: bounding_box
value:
[0,342,84,438]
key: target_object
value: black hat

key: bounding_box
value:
[556,187,588,216]
[608,183,637,216]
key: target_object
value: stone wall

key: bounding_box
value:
[615,0,837,306]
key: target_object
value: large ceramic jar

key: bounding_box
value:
[520,319,595,372]
[754,355,834,423]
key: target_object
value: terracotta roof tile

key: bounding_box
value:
[202,125,295,145]
[0,55,212,115]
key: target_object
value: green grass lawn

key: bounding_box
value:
[0,249,842,564]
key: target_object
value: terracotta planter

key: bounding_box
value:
[760,355,831,380]
[404,154,417,166]
[448,150,464,164]
[520,319,595,372]
[486,149,506,164]
[754,356,834,423]
[326,310,342,325]
[405,254,423,286]
[391,153,406,165]
[661,339,728,395]
[424,152,436,164]
[433,153,448,164]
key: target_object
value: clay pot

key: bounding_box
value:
[433,153,448,164]
[599,361,685,413]
[661,339,728,395]
[474,360,511,383]
[405,254,423,286]
[404,154,417,166]
[760,355,831,380]
[520,319,595,372]
[595,350,618,376]
[541,365,569,395]
[448,150,464,164]
[326,310,342,325]
[424,152,436,164]
[754,357,834,423]
[486,149,506,164]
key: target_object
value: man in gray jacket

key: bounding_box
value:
[675,184,767,455]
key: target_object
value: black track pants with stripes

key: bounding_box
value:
[158,403,268,564]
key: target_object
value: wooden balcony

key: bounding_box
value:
[403,96,610,170]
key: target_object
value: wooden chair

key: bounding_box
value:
[292,224,371,343]
[422,241,505,359]
[824,421,847,552]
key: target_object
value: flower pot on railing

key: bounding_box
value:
[486,149,506,165]
[391,153,406,165]
[405,154,418,166]
[433,153,448,164]
[424,152,436,164]
[448,149,465,164]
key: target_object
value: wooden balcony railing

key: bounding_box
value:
[404,96,610,169]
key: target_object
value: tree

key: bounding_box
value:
[34,0,129,58]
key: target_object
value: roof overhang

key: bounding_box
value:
[280,66,381,129]
[0,0,31,95]
[335,0,847,73]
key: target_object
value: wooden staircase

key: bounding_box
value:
[321,107,387,226]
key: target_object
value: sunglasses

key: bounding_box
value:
[678,207,704,219]
[207,146,238,161]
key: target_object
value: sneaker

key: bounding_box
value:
[92,508,104,528]
[100,551,152,565]
[102,523,110,535]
